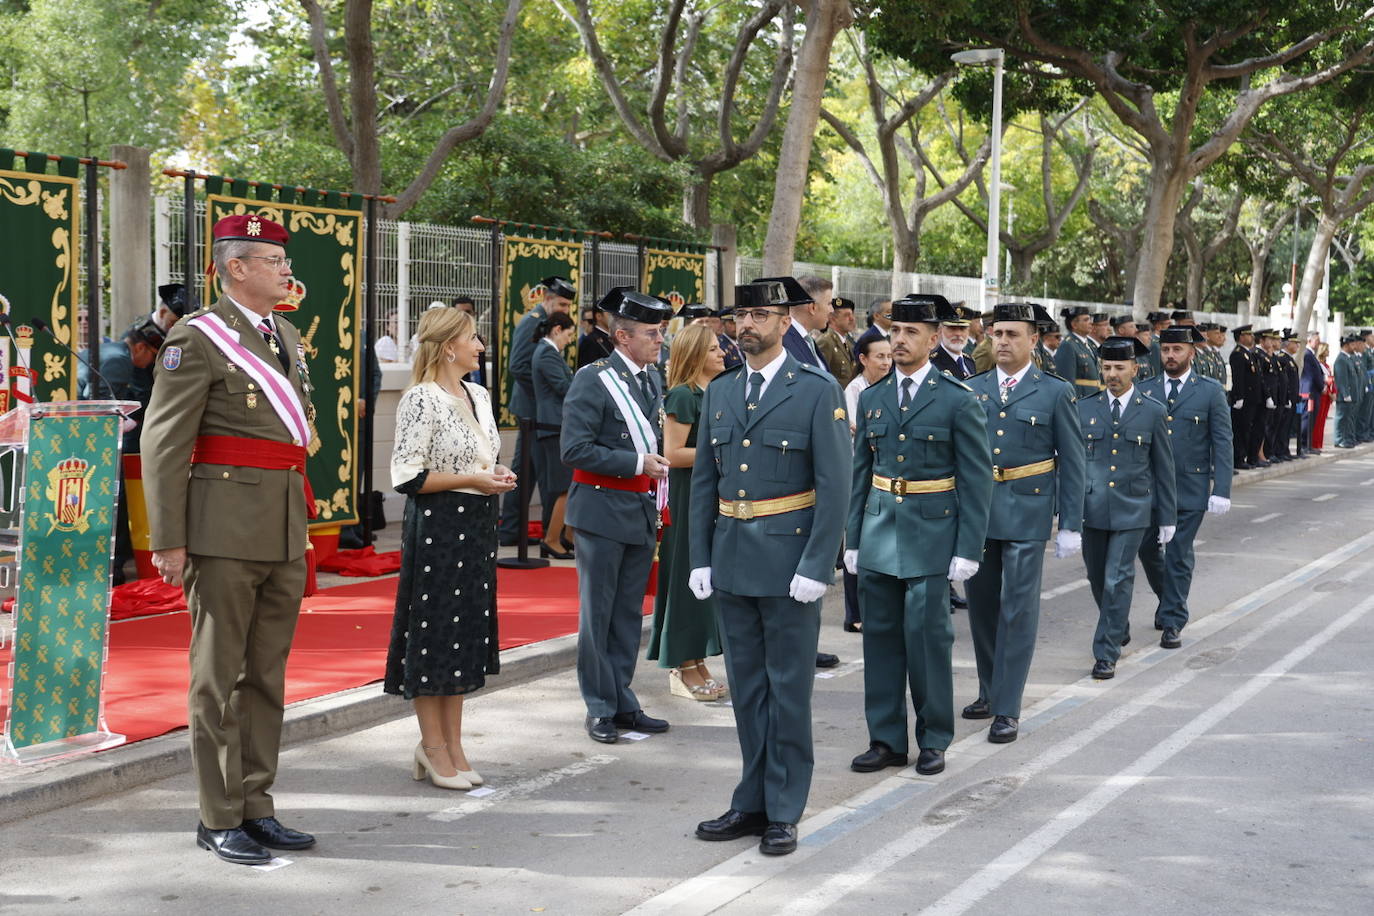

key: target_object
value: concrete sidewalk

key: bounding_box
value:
[1,440,1365,826]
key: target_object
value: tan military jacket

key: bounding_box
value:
[815,327,857,387]
[142,297,311,562]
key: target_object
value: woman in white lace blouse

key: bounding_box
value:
[386,307,515,791]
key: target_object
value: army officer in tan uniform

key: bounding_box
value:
[142,214,318,865]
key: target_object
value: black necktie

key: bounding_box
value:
[747,371,764,410]
[636,370,654,410]
[1111,399,1121,424]
[900,377,914,408]
[1168,378,1180,403]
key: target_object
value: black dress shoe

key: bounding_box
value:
[586,715,619,744]
[915,748,945,775]
[759,822,798,856]
[196,823,272,865]
[988,715,1019,744]
[850,742,909,772]
[815,652,840,668]
[1154,618,1164,631]
[843,621,863,633]
[695,808,768,841]
[539,542,575,560]
[240,816,315,850]
[961,698,991,720]
[1121,630,1131,647]
[1160,626,1182,649]
[612,710,669,733]
[1091,659,1115,680]
[949,585,968,609]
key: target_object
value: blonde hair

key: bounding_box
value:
[408,307,476,388]
[667,322,717,390]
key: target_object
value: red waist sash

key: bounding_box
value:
[191,434,318,519]
[572,469,652,493]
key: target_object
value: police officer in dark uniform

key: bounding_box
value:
[1229,325,1263,469]
[1257,329,1283,464]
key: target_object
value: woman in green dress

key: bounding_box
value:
[647,323,728,700]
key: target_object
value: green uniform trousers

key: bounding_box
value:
[859,571,954,753]
[575,530,653,718]
[1137,509,1206,631]
[186,553,306,829]
[715,591,820,825]
[1082,526,1146,664]
[965,539,1046,719]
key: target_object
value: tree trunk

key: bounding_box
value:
[1292,212,1339,337]
[891,228,920,298]
[1011,246,1034,286]
[760,0,851,274]
[1246,245,1268,320]
[1130,162,1191,318]
[683,172,713,230]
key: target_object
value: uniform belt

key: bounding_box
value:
[992,457,1056,482]
[1075,378,1106,389]
[572,469,652,493]
[717,490,816,520]
[870,474,956,495]
[191,434,317,519]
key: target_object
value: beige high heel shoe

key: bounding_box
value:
[694,661,727,699]
[412,742,472,790]
[670,667,721,701]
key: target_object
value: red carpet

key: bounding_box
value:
[1,566,651,747]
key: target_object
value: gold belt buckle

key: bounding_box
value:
[992,466,1004,482]
[734,500,755,521]
[891,478,907,496]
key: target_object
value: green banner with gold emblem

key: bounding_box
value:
[205,195,361,527]
[0,158,80,408]
[642,246,706,313]
[499,234,584,428]
[4,411,121,751]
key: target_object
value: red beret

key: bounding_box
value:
[212,213,289,248]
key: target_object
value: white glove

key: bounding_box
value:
[1344,395,1353,403]
[789,574,827,603]
[1265,397,1276,409]
[1054,529,1082,559]
[843,549,859,576]
[948,557,980,583]
[1157,525,1176,546]
[689,567,713,600]
[1233,399,1244,409]
[1207,495,1231,515]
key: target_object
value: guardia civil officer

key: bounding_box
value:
[1136,326,1232,650]
[1055,306,1103,400]
[1333,335,1362,448]
[689,278,851,856]
[962,303,1085,743]
[500,275,576,545]
[1077,336,1176,680]
[1360,330,1374,442]
[1229,325,1263,469]
[843,294,992,775]
[143,214,317,865]
[561,288,674,744]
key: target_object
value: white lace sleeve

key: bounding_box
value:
[390,385,435,490]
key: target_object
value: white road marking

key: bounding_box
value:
[626,532,1374,916]
[1253,512,1281,524]
[918,591,1374,916]
[1313,492,1337,502]
[1040,579,1088,601]
[428,754,617,822]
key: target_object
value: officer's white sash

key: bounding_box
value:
[597,364,657,455]
[188,312,311,446]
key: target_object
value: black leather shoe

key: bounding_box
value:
[759,822,798,856]
[1160,626,1182,649]
[196,823,272,865]
[240,817,315,850]
[1121,630,1131,647]
[961,698,991,720]
[695,809,768,841]
[850,742,908,772]
[988,715,1019,744]
[586,715,619,743]
[539,542,575,560]
[843,621,863,633]
[1091,659,1115,680]
[915,748,945,775]
[612,710,669,733]
[949,586,968,609]
[1154,618,1164,631]
[815,652,840,668]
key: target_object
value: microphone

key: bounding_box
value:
[29,316,120,400]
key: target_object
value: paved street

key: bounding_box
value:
[3,452,1373,915]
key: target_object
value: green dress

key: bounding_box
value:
[647,384,722,667]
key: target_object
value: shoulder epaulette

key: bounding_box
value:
[935,370,972,391]
[798,363,830,378]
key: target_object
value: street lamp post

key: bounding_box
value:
[952,47,1005,312]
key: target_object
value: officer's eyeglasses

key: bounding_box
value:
[240,256,293,270]
[734,308,787,324]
